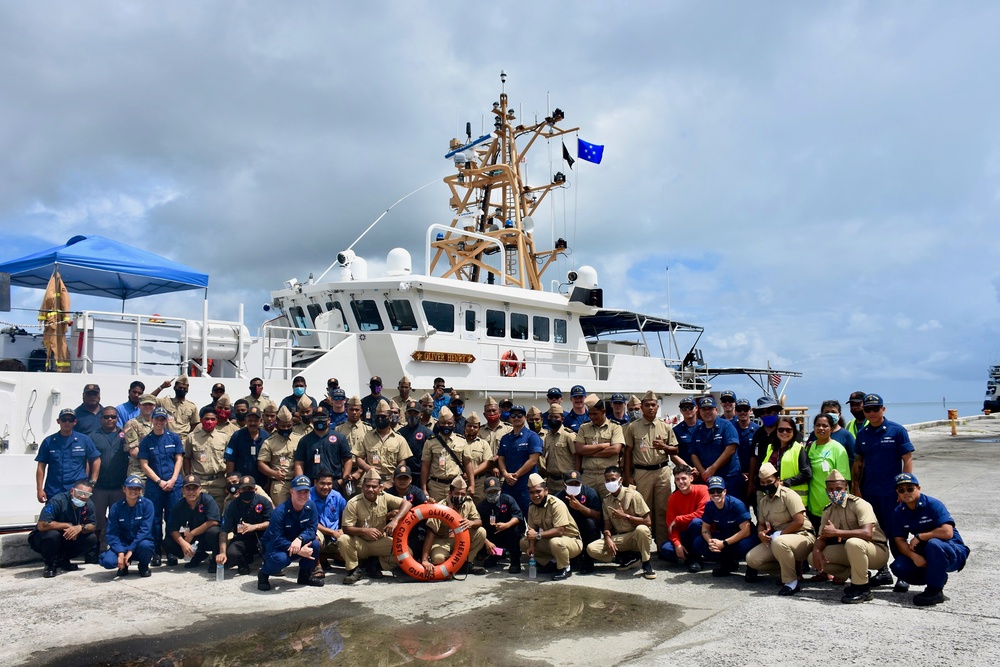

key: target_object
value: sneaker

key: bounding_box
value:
[913,587,945,606]
[687,559,703,573]
[508,559,522,575]
[871,566,893,587]
[841,585,873,604]
[57,560,80,572]
[257,574,271,591]
[139,566,151,578]
[744,567,759,583]
[43,565,56,578]
[343,568,364,585]
[641,561,657,580]
[116,566,129,578]
[184,553,207,569]
[617,556,641,572]
[552,566,572,581]
[893,580,910,593]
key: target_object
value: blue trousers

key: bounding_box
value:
[660,519,702,561]
[261,539,321,576]
[692,531,758,562]
[890,538,969,589]
[866,493,901,558]
[99,540,155,569]
[723,473,746,505]
[145,482,182,550]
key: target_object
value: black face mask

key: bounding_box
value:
[175,389,187,398]
[761,483,778,496]
[439,427,453,437]
[374,415,391,429]
[312,421,329,431]
[549,420,563,430]
[239,490,255,502]
[226,484,239,496]
[235,412,248,421]
[277,428,293,438]
[405,414,419,427]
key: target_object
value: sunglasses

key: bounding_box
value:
[863,406,882,413]
[59,417,76,423]
[736,407,751,413]
[680,405,695,410]
[896,485,917,493]
[708,490,725,496]
[776,427,794,433]
[101,415,118,419]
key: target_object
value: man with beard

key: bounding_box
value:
[520,473,582,581]
[115,381,145,429]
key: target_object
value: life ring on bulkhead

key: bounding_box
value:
[188,358,214,377]
[499,349,525,377]
[392,503,470,581]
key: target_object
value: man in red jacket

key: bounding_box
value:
[660,465,710,571]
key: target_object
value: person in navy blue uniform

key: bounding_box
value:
[258,474,324,591]
[691,397,743,501]
[28,479,98,578]
[100,475,156,577]
[397,400,433,487]
[497,404,544,515]
[889,473,970,606]
[555,470,602,573]
[718,390,738,424]
[326,388,349,428]
[608,393,630,426]
[91,406,130,551]
[165,475,222,573]
[35,408,102,505]
[852,393,915,589]
[139,406,184,566]
[692,476,757,577]
[733,399,759,480]
[294,408,353,495]
[477,476,525,573]
[562,385,591,432]
[217,475,272,576]
[225,406,270,488]
[73,383,104,437]
[672,397,700,469]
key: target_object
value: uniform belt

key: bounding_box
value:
[199,473,224,482]
[547,473,564,479]
[429,475,454,485]
[633,462,669,471]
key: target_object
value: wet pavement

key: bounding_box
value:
[6,415,1000,666]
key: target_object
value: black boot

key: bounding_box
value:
[508,548,522,574]
[297,566,324,587]
[258,573,271,591]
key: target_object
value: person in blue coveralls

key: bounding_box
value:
[691,396,743,501]
[693,476,757,577]
[852,393,915,590]
[100,475,155,577]
[733,399,758,482]
[28,479,98,578]
[890,473,971,607]
[497,404,544,515]
[35,408,101,504]
[672,397,700,469]
[258,474,324,591]
[139,406,184,566]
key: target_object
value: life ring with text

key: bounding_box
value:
[189,358,213,377]
[500,349,525,377]
[392,503,470,581]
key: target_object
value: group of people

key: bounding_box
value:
[30,376,970,605]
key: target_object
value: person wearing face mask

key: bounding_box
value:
[221,471,266,512]
[464,413,496,502]
[225,407,271,491]
[262,405,278,433]
[624,391,678,547]
[292,395,315,438]
[745,462,816,595]
[807,400,856,465]
[389,399,402,432]
[542,405,577,494]
[212,395,238,438]
[498,398,515,425]
[520,473,583,580]
[421,407,476,502]
[28,479,98,578]
[480,397,512,456]
[477,476,524,573]
[153,376,199,438]
[354,400,412,485]
[805,414,851,529]
[661,465,710,571]
[626,395,642,424]
[585,466,656,579]
[845,390,867,438]
[293,407,353,496]
[258,475,324,591]
[541,388,563,430]
[257,406,302,506]
[525,406,546,437]
[100,475,155,577]
[810,470,888,603]
[447,394,468,433]
[278,375,317,414]
[693,476,757,577]
[672,397,701,469]
[183,407,231,507]
[360,375,385,426]
[747,396,782,502]
[498,405,544,515]
[231,398,250,429]
[398,400,433,488]
[421,476,488,577]
[341,469,413,584]
[217,475,273,576]
[554,470,602,574]
[242,377,276,413]
[418,392,438,430]
[608,393,630,426]
[336,397,373,461]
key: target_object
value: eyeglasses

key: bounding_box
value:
[434,385,445,389]
[74,490,93,498]
[776,427,794,433]
[896,485,917,493]
[863,406,882,413]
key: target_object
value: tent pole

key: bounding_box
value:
[202,289,209,377]
[237,302,244,379]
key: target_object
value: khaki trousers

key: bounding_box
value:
[427,480,450,502]
[747,533,815,584]
[429,526,486,564]
[269,480,290,507]
[586,525,653,563]
[520,535,582,569]
[340,534,393,571]
[633,467,672,545]
[581,471,609,499]
[822,539,889,585]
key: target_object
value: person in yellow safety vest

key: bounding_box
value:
[762,416,811,504]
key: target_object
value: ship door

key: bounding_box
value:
[461,302,480,341]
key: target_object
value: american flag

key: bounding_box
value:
[769,373,781,388]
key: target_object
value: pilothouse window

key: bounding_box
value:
[307,304,323,323]
[422,301,455,333]
[350,299,384,331]
[533,316,550,342]
[554,318,567,344]
[465,310,476,332]
[486,309,505,338]
[385,299,418,331]
[290,306,310,335]
[326,301,350,332]
[511,313,528,340]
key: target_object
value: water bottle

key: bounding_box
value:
[528,556,537,579]
[216,563,224,583]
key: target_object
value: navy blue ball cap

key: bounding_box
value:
[570,385,586,397]
[290,475,311,490]
[894,472,919,487]
[863,393,884,407]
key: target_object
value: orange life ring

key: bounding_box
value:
[189,358,214,377]
[500,349,525,377]
[392,502,471,581]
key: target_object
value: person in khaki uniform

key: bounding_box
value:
[481,397,512,455]
[418,393,437,430]
[812,469,890,604]
[124,394,157,481]
[587,466,657,579]
[154,376,199,438]
[292,395,314,438]
[624,390,679,546]
[214,395,238,438]
[420,476,487,576]
[746,462,816,595]
[526,406,546,437]
[463,413,496,503]
[257,407,301,506]
[573,401,625,499]
[354,400,412,483]
[336,397,371,458]
[541,405,576,493]
[341,469,412,584]
[520,473,582,581]
[421,407,475,501]
[391,376,413,410]
[183,407,231,506]
[242,377,276,413]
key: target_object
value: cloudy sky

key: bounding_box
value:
[1,1,997,410]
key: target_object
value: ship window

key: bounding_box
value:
[326,301,350,332]
[533,316,550,342]
[306,303,323,323]
[385,299,418,331]
[290,306,310,335]
[510,313,528,340]
[350,299,384,331]
[554,318,567,344]
[486,309,505,338]
[465,310,476,332]
[423,301,455,333]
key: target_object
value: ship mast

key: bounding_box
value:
[429,71,578,291]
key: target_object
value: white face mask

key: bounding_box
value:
[565,483,582,496]
[604,480,621,494]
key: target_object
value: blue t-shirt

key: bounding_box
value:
[891,493,967,548]
[831,428,857,463]
[856,420,914,496]
[74,404,104,437]
[116,402,141,430]
[691,419,741,477]
[672,420,701,465]
[701,495,752,538]
[35,431,101,498]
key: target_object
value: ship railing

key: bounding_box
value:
[72,310,194,376]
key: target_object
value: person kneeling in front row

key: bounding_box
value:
[520,473,583,581]
[693,476,758,577]
[100,475,155,577]
[29,479,99,578]
[258,475,324,591]
[166,475,222,573]
[421,476,488,577]
[586,466,656,580]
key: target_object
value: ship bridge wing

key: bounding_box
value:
[579,309,703,338]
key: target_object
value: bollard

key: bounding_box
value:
[948,409,959,436]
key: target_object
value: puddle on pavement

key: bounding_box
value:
[972,438,1000,443]
[33,583,682,666]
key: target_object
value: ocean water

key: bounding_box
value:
[877,401,983,426]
